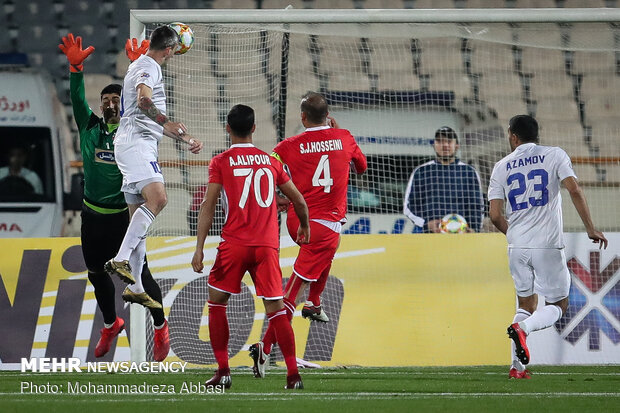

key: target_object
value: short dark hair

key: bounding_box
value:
[301,92,328,124]
[100,84,122,99]
[509,115,539,143]
[149,25,179,51]
[434,126,459,143]
[227,104,255,137]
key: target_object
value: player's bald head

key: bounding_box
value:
[301,92,328,125]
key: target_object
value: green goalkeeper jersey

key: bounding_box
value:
[70,72,127,213]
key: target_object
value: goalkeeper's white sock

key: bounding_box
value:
[520,305,563,335]
[511,309,531,371]
[127,238,146,294]
[115,205,154,263]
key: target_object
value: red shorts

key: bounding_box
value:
[208,241,283,299]
[286,215,340,282]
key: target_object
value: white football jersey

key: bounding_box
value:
[115,54,166,145]
[488,143,576,248]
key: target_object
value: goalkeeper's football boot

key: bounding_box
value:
[95,317,125,358]
[301,305,329,322]
[507,323,530,365]
[249,342,269,378]
[285,373,304,390]
[205,368,232,389]
[104,259,135,284]
[509,368,531,379]
[122,286,163,309]
[153,320,170,362]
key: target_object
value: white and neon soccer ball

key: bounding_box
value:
[439,213,468,234]
[169,22,194,55]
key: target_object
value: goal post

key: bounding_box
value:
[126,8,620,366]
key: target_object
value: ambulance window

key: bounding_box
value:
[0,127,55,202]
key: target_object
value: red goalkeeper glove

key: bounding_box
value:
[125,38,150,62]
[58,33,94,73]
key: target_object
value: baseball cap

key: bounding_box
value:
[434,126,458,142]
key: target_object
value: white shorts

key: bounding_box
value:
[114,138,164,196]
[508,247,571,303]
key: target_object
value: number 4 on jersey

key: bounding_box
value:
[312,154,334,193]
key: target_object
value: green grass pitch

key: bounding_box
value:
[1,366,618,412]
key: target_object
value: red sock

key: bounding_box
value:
[208,301,229,370]
[263,298,295,354]
[307,267,330,307]
[268,310,299,377]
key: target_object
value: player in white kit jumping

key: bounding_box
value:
[104,25,203,315]
[488,115,607,379]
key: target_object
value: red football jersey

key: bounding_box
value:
[273,126,367,222]
[208,143,290,248]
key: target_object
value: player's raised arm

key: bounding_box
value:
[136,84,203,153]
[279,180,310,244]
[562,176,608,249]
[192,183,222,273]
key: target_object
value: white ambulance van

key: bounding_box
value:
[0,65,81,237]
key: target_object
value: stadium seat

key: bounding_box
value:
[418,38,465,73]
[583,95,617,123]
[514,0,556,7]
[406,0,456,8]
[479,72,523,100]
[469,42,516,74]
[537,120,588,157]
[483,96,527,124]
[14,24,59,53]
[568,23,615,50]
[533,97,580,122]
[529,72,574,99]
[314,0,356,8]
[520,48,566,74]
[427,71,472,100]
[563,0,606,7]
[572,51,616,75]
[579,74,620,99]
[376,72,421,91]
[11,1,57,25]
[362,0,407,8]
[516,23,563,48]
[590,121,620,156]
[262,0,309,7]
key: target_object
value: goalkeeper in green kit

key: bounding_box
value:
[59,33,169,361]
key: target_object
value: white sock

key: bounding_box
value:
[511,309,531,371]
[520,305,562,335]
[115,205,154,262]
[127,238,147,294]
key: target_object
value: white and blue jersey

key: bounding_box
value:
[488,143,577,249]
[403,159,485,232]
[115,54,166,145]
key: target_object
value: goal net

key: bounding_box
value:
[129,9,620,366]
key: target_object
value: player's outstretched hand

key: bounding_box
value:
[184,135,203,154]
[58,33,94,72]
[326,115,339,128]
[296,225,310,244]
[588,229,608,249]
[427,219,442,233]
[125,38,150,62]
[191,249,204,273]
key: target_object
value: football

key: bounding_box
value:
[439,213,468,234]
[168,22,194,55]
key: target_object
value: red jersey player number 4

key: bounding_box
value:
[273,124,367,222]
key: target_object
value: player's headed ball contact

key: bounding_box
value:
[168,22,194,55]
